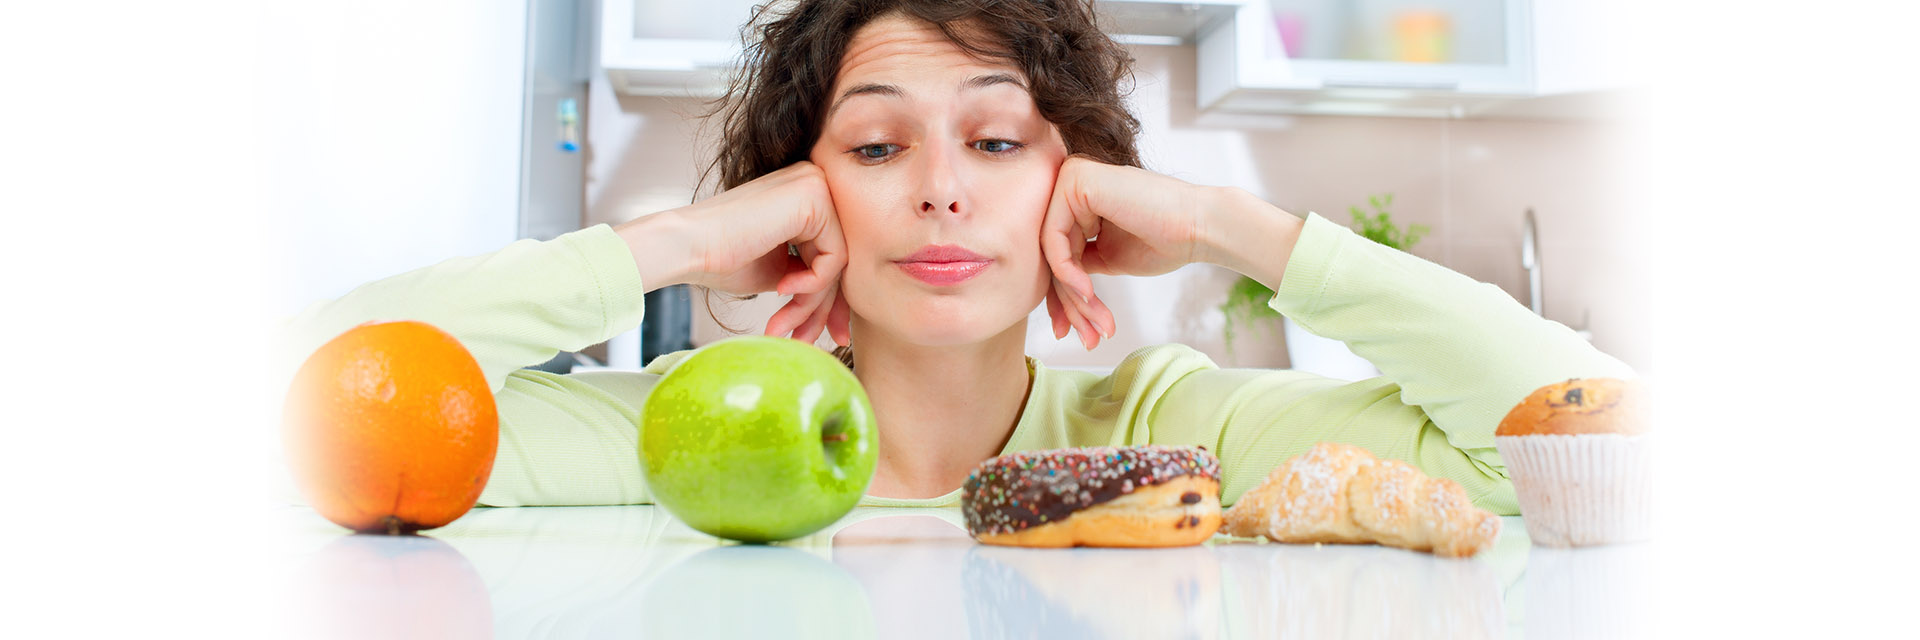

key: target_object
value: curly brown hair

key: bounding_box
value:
[703,0,1142,193]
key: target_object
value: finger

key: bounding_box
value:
[1042,226,1096,307]
[1064,283,1103,350]
[1079,238,1117,276]
[1058,268,1112,340]
[1066,272,1117,347]
[1059,263,1121,344]
[775,248,846,297]
[793,290,833,345]
[764,289,824,338]
[826,289,852,347]
[763,297,801,338]
[1041,169,1096,305]
[1054,277,1096,351]
[764,303,795,338]
[1044,285,1068,340]
[1083,287,1116,339]
[779,201,848,296]
[716,246,789,297]
[769,251,805,296]
[1051,281,1082,341]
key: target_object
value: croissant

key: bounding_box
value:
[1223,442,1501,557]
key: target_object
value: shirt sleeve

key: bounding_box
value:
[275,224,672,507]
[1143,212,1635,514]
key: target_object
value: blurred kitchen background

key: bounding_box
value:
[266,0,1651,378]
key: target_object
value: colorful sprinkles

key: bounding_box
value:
[961,445,1221,536]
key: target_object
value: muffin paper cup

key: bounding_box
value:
[1495,434,1651,547]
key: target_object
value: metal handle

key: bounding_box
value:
[1523,208,1542,316]
[1323,78,1460,91]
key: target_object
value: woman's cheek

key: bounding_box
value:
[839,208,907,326]
[1018,215,1054,307]
[839,264,882,324]
[994,166,1058,309]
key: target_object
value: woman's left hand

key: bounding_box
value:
[1039,156,1303,351]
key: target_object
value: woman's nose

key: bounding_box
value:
[916,143,964,216]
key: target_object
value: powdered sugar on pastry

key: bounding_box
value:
[1224,442,1501,557]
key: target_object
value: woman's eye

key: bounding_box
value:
[853,144,898,160]
[973,139,1022,154]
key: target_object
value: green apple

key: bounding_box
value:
[641,335,877,542]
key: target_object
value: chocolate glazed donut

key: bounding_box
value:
[961,445,1223,548]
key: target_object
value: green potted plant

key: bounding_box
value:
[1219,194,1428,376]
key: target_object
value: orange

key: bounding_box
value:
[284,320,498,534]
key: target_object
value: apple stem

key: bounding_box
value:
[822,432,848,443]
[382,516,405,536]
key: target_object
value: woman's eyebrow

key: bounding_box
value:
[827,73,1028,119]
[961,73,1025,92]
[828,82,902,119]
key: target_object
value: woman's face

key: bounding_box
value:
[809,15,1068,348]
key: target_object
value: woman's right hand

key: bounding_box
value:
[615,162,851,346]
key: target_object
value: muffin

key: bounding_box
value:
[1494,378,1651,547]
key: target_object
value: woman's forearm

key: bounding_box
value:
[277,226,651,392]
[613,210,698,293]
[1270,213,1633,459]
[1197,186,1306,291]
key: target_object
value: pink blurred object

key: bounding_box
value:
[1273,13,1305,58]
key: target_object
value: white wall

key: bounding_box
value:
[258,0,529,316]
[1,1,549,634]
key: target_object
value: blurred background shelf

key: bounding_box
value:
[599,0,1244,97]
[1197,0,1633,119]
[602,0,1633,120]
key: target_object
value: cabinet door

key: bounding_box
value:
[602,0,1244,96]
[1200,0,1534,116]
[600,0,760,96]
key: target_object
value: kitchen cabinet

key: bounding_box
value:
[598,0,758,96]
[1197,0,1630,118]
[600,0,1244,96]
[603,1,1624,118]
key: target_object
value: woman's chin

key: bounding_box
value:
[886,319,1004,347]
[847,279,1043,347]
[876,306,1028,348]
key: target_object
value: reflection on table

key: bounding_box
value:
[275,506,1651,639]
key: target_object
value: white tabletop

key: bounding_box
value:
[272,505,1650,639]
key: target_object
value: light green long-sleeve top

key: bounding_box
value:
[280,212,1631,515]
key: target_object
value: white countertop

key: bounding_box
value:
[272,505,1650,639]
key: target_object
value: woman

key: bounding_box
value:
[282,0,1630,511]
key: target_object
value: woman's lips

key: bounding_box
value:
[896,260,990,286]
[896,244,990,286]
